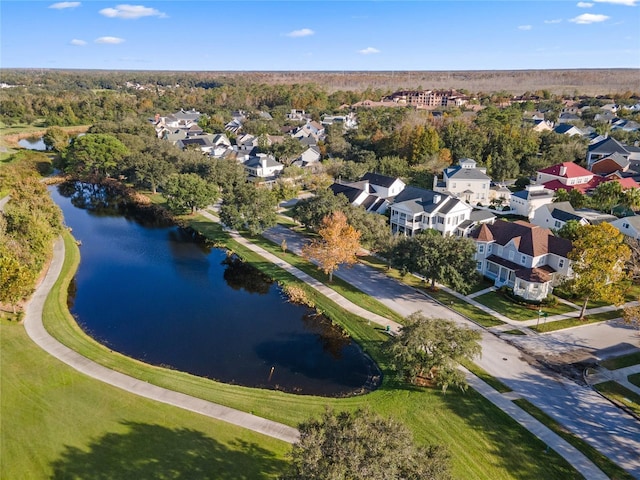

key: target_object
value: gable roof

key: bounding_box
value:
[588,136,631,155]
[445,165,491,181]
[361,172,400,188]
[538,162,593,179]
[392,187,466,215]
[472,220,572,257]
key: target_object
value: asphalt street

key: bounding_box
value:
[264,223,640,477]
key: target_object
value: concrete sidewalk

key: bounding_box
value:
[586,363,640,397]
[23,236,299,444]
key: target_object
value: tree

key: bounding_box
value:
[64,133,129,178]
[282,408,452,480]
[125,152,175,194]
[622,303,640,331]
[302,211,361,282]
[386,313,481,393]
[567,223,631,319]
[390,232,478,294]
[591,181,623,214]
[42,126,69,152]
[291,188,349,230]
[219,182,277,235]
[162,173,217,214]
[622,187,640,212]
[0,243,35,313]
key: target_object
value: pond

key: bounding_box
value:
[18,136,47,151]
[51,182,380,396]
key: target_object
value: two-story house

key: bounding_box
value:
[509,184,555,219]
[472,220,573,301]
[433,158,492,205]
[389,187,472,236]
[587,136,640,170]
[242,154,284,180]
[531,202,617,231]
[330,173,406,214]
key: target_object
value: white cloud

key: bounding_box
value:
[544,19,562,23]
[518,25,533,30]
[358,47,380,55]
[99,4,167,19]
[594,0,638,5]
[570,13,610,23]
[49,2,80,9]
[576,2,594,7]
[95,36,125,44]
[286,28,314,38]
[70,39,87,46]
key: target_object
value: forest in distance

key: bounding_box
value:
[2,67,640,96]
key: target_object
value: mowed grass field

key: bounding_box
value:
[7,226,584,480]
[0,318,290,479]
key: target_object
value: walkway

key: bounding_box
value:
[586,363,640,397]
[261,222,640,478]
[22,237,299,444]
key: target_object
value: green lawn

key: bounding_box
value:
[512,398,635,480]
[501,329,527,335]
[530,310,623,333]
[600,351,640,370]
[473,292,576,321]
[461,360,513,393]
[1,319,289,480]
[629,373,640,388]
[35,229,583,479]
[593,381,640,418]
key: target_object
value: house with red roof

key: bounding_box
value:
[535,162,639,194]
[471,220,573,301]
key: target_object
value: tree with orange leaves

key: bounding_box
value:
[302,211,361,282]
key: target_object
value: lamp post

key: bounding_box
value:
[537,308,542,328]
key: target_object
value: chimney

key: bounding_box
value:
[559,165,567,176]
[433,175,438,189]
[433,194,441,204]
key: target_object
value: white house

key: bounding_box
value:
[330,173,406,214]
[531,202,617,231]
[433,158,492,205]
[509,184,555,219]
[389,187,473,236]
[609,216,640,240]
[472,220,573,301]
[242,154,284,179]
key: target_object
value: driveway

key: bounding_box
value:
[263,224,640,477]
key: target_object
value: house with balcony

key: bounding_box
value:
[471,220,573,301]
[433,158,491,205]
[389,187,472,236]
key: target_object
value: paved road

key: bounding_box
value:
[22,237,299,444]
[264,223,640,478]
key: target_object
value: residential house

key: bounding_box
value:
[472,220,573,301]
[532,119,554,133]
[590,152,631,176]
[557,112,581,124]
[536,162,596,193]
[609,216,640,240]
[321,112,358,131]
[292,146,321,168]
[241,153,284,180]
[586,137,640,169]
[330,173,406,214]
[530,202,616,231]
[433,158,491,205]
[489,183,512,206]
[176,135,215,154]
[287,109,311,122]
[389,187,473,236]
[509,184,555,219]
[553,124,583,137]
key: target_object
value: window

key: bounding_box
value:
[488,244,492,253]
[476,261,483,270]
[437,217,444,224]
[509,250,515,261]
[624,223,630,229]
[559,259,565,269]
[478,244,485,254]
[521,255,526,265]
[554,220,562,229]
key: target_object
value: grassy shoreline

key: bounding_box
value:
[38,224,583,479]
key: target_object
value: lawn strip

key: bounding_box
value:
[473,292,576,321]
[40,229,583,479]
[512,398,634,480]
[593,381,640,418]
[600,351,640,370]
[530,310,622,333]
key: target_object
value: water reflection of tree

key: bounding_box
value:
[57,181,172,227]
[302,313,351,359]
[222,255,273,294]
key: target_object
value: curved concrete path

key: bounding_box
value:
[23,236,299,444]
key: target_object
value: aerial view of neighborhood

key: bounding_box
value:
[1,1,640,479]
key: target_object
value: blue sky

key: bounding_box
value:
[1,1,639,70]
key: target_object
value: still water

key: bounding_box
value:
[51,183,380,396]
[18,136,47,150]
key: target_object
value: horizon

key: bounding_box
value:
[2,1,639,71]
